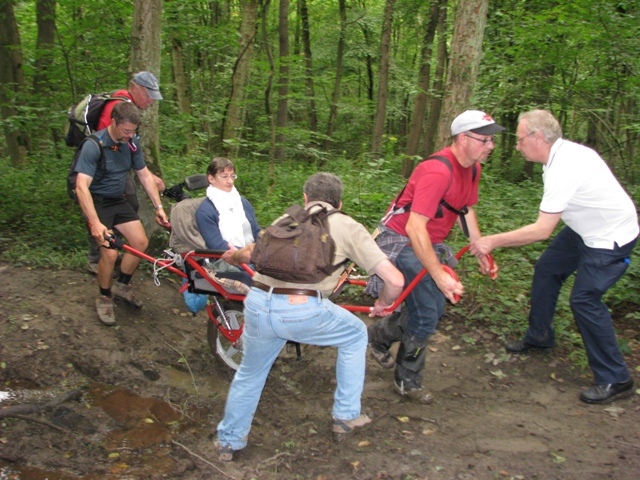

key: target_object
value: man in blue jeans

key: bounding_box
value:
[216,172,404,461]
[470,109,639,405]
[367,110,503,404]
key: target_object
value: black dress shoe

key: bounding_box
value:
[580,379,634,405]
[505,339,550,353]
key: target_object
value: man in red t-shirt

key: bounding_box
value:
[86,72,165,273]
[97,71,162,130]
[368,110,502,404]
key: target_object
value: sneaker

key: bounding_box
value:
[96,296,116,326]
[86,262,99,275]
[394,380,434,405]
[112,282,143,309]
[579,379,634,405]
[332,413,371,442]
[369,343,395,369]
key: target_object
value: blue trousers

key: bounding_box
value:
[396,245,446,340]
[390,246,446,389]
[525,226,637,384]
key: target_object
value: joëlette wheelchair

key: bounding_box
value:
[105,174,495,371]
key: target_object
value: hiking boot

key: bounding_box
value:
[96,296,116,326]
[214,440,235,462]
[394,380,434,405]
[86,262,99,275]
[332,414,371,442]
[369,343,395,369]
[112,282,143,309]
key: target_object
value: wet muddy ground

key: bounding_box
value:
[1,263,639,480]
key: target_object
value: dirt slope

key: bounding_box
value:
[0,263,639,480]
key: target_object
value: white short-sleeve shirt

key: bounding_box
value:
[540,139,639,249]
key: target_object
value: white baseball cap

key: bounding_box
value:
[451,110,505,136]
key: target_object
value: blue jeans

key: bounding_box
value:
[217,287,368,451]
[391,245,446,389]
[396,245,446,339]
[526,226,637,384]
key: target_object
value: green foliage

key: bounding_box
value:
[480,0,640,182]
[2,0,639,372]
[0,142,87,268]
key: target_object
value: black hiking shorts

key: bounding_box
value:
[92,194,140,230]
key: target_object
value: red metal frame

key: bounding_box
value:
[108,237,495,345]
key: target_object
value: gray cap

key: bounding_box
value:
[132,71,163,100]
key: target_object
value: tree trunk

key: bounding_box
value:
[420,2,447,159]
[0,0,30,165]
[130,0,163,245]
[33,0,56,96]
[261,0,277,158]
[130,0,163,175]
[435,0,489,149]
[325,0,347,151]
[370,0,396,160]
[222,0,259,158]
[274,0,290,161]
[358,21,375,103]
[167,2,193,154]
[402,0,442,176]
[300,0,318,136]
[170,36,193,154]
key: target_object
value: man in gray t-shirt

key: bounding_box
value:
[74,102,169,326]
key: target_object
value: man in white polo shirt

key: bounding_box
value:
[470,109,639,405]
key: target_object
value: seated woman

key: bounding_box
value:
[195,157,260,286]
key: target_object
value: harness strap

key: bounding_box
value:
[382,156,477,238]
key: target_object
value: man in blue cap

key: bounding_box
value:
[85,72,165,274]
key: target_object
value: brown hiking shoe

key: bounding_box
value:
[394,380,434,405]
[112,282,143,309]
[369,343,395,369]
[86,262,99,275]
[96,296,116,326]
[332,413,372,442]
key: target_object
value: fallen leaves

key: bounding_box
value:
[603,406,625,418]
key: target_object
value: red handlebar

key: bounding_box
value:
[456,245,498,280]
[340,246,496,314]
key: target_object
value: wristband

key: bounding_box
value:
[155,205,164,210]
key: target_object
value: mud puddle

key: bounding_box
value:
[0,380,213,479]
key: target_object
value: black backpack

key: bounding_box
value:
[66,134,106,201]
[250,204,347,283]
[64,92,130,147]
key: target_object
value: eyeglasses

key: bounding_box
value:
[117,124,137,136]
[216,174,238,181]
[465,134,494,146]
[516,131,535,145]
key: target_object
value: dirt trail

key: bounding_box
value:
[0,263,639,480]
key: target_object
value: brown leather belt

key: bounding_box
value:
[252,281,320,297]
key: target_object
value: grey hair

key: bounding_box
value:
[518,109,562,144]
[303,172,343,208]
